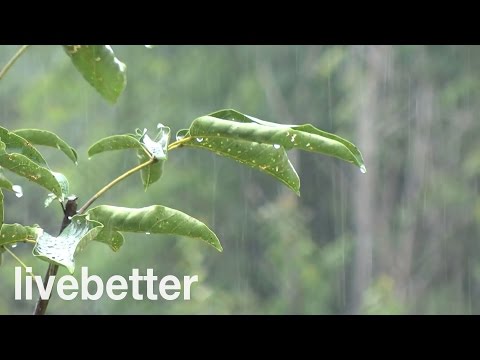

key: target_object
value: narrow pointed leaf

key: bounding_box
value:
[207,109,365,170]
[0,172,14,191]
[13,129,78,164]
[88,134,143,158]
[86,205,222,252]
[137,151,164,191]
[0,141,64,199]
[33,214,103,274]
[0,126,47,166]
[63,45,127,104]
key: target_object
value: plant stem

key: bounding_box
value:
[78,157,156,214]
[4,247,35,277]
[0,45,31,81]
[167,136,193,151]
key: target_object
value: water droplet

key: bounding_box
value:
[67,216,72,220]
[145,232,151,235]
[176,134,185,141]
[273,144,281,149]
[95,57,101,61]
[11,243,17,248]
[196,138,204,143]
[12,185,23,198]
[74,161,78,166]
[360,165,367,174]
[275,166,279,172]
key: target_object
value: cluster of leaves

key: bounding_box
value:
[0,45,365,277]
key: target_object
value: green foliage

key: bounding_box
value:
[86,205,223,252]
[63,45,127,103]
[13,129,78,164]
[0,45,369,315]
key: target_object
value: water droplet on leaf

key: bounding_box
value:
[360,165,367,174]
[11,243,17,248]
[273,144,281,149]
[12,185,23,198]
[145,232,151,235]
[176,134,185,141]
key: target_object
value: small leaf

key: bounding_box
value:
[51,171,69,202]
[137,150,164,191]
[14,129,78,164]
[0,126,48,166]
[0,223,42,246]
[0,140,65,199]
[86,205,222,252]
[32,214,103,274]
[63,45,127,104]
[87,134,143,158]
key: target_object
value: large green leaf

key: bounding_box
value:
[88,134,143,158]
[190,115,366,171]
[33,214,103,274]
[63,45,127,104]
[86,205,222,252]
[176,129,300,194]
[13,129,78,164]
[0,126,48,166]
[206,109,366,171]
[0,140,64,200]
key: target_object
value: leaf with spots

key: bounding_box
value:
[208,109,365,170]
[13,129,78,164]
[190,111,366,171]
[63,45,127,104]
[0,126,48,166]
[176,133,300,195]
[86,205,222,252]
[32,214,103,274]
[0,223,42,246]
[88,134,143,157]
[0,140,65,200]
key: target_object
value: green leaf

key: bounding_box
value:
[93,229,124,252]
[137,150,164,191]
[63,45,127,104]
[179,136,300,195]
[13,129,78,164]
[0,126,48,166]
[206,109,366,171]
[0,140,64,200]
[33,214,103,274]
[87,134,143,158]
[0,223,41,246]
[86,205,222,252]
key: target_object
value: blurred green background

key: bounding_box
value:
[0,45,478,314]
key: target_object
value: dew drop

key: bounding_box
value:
[12,185,23,198]
[273,144,281,149]
[360,165,367,174]
[196,138,204,143]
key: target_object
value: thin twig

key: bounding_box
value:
[0,45,31,81]
[4,246,35,277]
